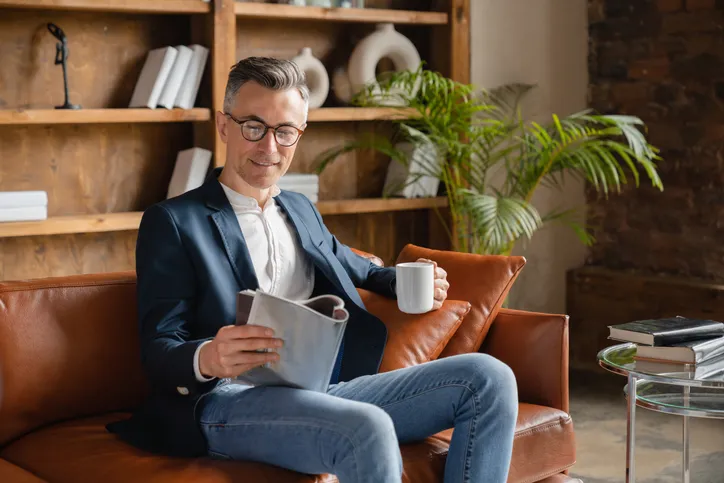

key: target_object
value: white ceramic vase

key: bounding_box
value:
[335,23,421,106]
[383,141,441,199]
[291,47,330,109]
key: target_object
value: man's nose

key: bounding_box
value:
[257,129,278,154]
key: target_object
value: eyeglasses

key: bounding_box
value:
[224,113,305,147]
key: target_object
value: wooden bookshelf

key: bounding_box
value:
[0,0,211,14]
[0,212,144,238]
[1,0,469,275]
[0,108,211,125]
[234,3,448,25]
[316,197,448,216]
[308,107,417,123]
[0,198,448,238]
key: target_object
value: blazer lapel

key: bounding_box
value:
[202,171,259,291]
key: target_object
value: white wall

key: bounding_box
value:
[470,0,589,314]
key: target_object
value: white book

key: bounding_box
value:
[167,148,213,199]
[234,289,348,392]
[0,191,48,209]
[0,206,47,223]
[129,47,178,109]
[174,45,209,109]
[157,45,193,110]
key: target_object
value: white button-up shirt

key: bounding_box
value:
[192,182,315,382]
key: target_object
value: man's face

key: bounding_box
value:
[216,81,307,191]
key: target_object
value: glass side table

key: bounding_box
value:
[598,343,724,483]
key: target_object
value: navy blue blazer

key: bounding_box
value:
[107,167,396,457]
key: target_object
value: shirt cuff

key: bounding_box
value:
[193,340,215,382]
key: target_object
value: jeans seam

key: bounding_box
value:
[375,380,477,410]
[201,418,361,478]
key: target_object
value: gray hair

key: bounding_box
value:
[223,57,310,114]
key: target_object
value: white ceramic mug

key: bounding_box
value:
[395,261,435,314]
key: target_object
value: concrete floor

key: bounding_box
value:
[567,370,724,482]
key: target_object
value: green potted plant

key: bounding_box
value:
[313,66,663,256]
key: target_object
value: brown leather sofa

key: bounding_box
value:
[0,246,579,483]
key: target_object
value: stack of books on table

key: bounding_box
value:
[608,316,724,378]
[129,45,209,110]
[277,174,319,203]
[0,191,48,223]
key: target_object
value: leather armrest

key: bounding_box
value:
[351,248,384,267]
[0,459,47,482]
[479,308,569,413]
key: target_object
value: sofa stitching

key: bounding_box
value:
[0,279,135,294]
[475,260,525,350]
[513,417,572,439]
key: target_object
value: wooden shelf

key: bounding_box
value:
[0,198,448,237]
[316,197,447,215]
[0,108,211,125]
[0,212,143,238]
[234,3,448,25]
[308,107,417,122]
[0,0,211,14]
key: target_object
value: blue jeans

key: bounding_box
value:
[199,353,518,483]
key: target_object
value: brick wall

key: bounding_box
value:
[587,0,724,282]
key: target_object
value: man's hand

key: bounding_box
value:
[198,325,283,379]
[416,258,449,310]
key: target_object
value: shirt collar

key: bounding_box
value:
[219,182,281,211]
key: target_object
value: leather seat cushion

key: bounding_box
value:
[0,413,447,483]
[432,403,575,483]
[1,404,574,483]
[0,458,47,482]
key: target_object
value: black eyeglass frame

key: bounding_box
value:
[223,112,305,147]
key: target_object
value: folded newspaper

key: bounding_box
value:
[234,289,349,392]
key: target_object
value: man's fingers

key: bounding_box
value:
[220,324,275,340]
[434,287,447,302]
[434,266,447,280]
[217,337,283,355]
[432,300,443,311]
[222,350,279,368]
[434,278,449,291]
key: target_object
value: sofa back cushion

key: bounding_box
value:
[0,272,148,447]
[396,244,525,357]
[358,290,471,372]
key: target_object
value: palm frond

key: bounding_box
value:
[458,189,542,255]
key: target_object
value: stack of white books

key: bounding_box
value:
[129,44,209,110]
[0,191,48,222]
[277,173,319,203]
[167,148,213,199]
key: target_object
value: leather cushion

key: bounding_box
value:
[0,272,149,447]
[0,413,450,483]
[396,244,526,357]
[1,404,574,483]
[0,458,47,482]
[433,403,575,483]
[358,289,471,372]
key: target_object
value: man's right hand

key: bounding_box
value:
[198,325,283,379]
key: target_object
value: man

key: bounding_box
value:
[108,57,518,483]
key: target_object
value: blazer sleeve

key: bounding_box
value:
[307,198,397,299]
[135,204,215,396]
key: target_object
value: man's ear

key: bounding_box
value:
[216,111,229,143]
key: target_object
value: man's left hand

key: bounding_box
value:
[416,258,449,310]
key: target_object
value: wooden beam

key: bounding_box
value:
[0,0,210,14]
[449,0,470,84]
[234,3,448,25]
[0,108,210,125]
[211,0,235,168]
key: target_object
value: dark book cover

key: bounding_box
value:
[636,336,724,364]
[609,317,724,346]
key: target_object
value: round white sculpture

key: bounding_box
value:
[291,47,330,109]
[345,23,422,106]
